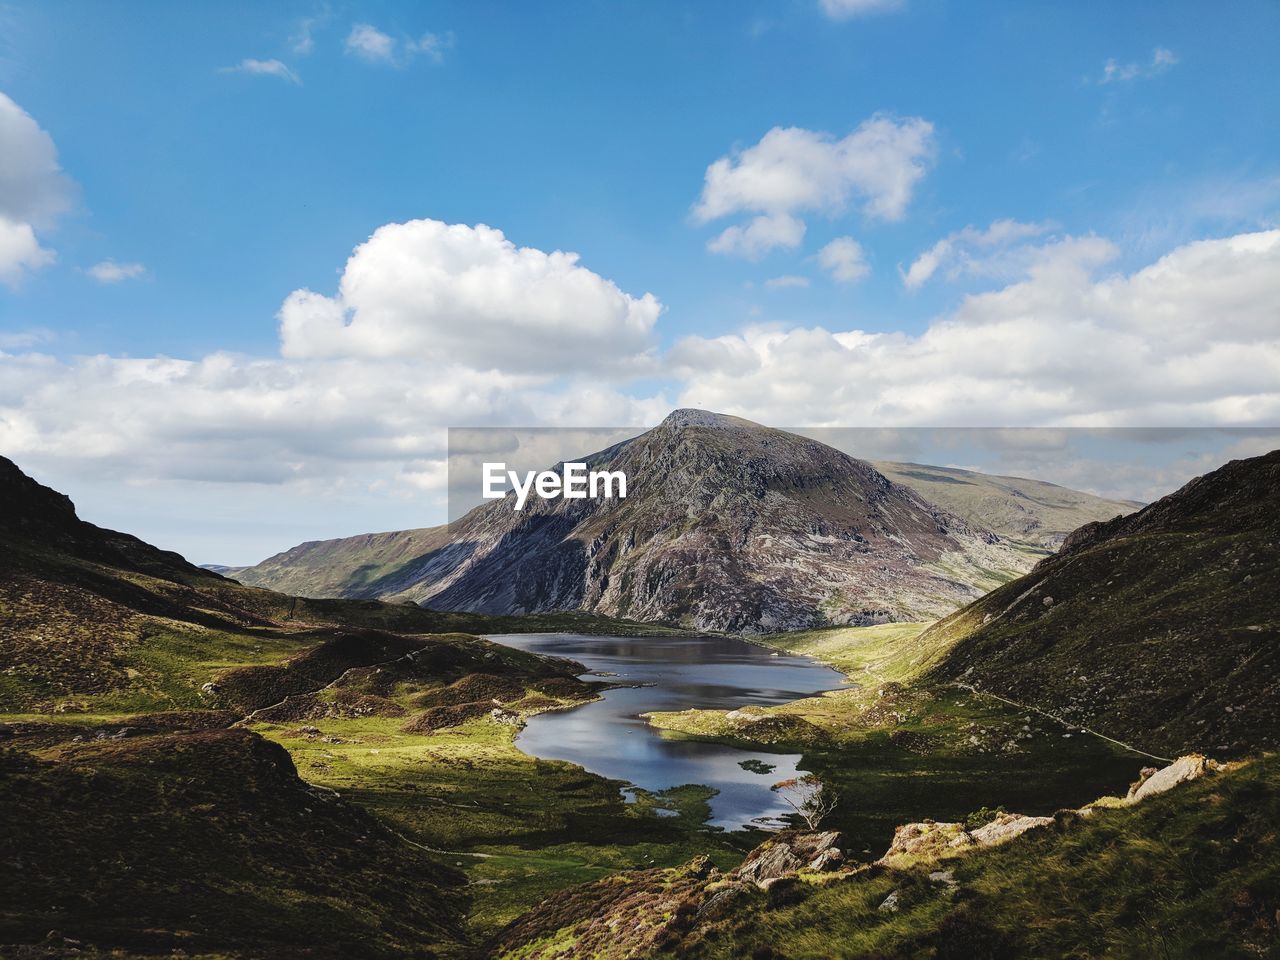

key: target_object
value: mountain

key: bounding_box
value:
[925,448,1280,759]
[0,456,627,957]
[873,461,1138,551]
[239,410,1034,633]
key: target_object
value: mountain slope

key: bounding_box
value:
[238,410,1031,633]
[874,461,1138,551]
[234,523,451,600]
[0,728,469,959]
[0,456,664,714]
[925,448,1280,759]
[0,456,631,957]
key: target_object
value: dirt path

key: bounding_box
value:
[951,680,1174,763]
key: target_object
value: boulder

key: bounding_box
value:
[877,820,969,864]
[1127,755,1215,803]
[734,830,844,887]
[962,813,1053,848]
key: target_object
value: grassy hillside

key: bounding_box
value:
[230,524,450,599]
[492,753,1279,959]
[874,460,1137,551]
[0,725,469,959]
[923,449,1280,760]
[0,455,708,956]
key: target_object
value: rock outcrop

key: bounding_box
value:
[1126,754,1217,803]
[733,830,845,888]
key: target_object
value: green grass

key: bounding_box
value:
[669,754,1280,959]
[252,712,748,937]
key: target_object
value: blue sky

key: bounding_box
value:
[1,1,1278,561]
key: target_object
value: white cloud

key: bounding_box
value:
[766,275,810,289]
[5,223,1278,562]
[87,260,146,283]
[693,116,934,258]
[278,219,662,373]
[672,230,1280,427]
[902,219,1052,288]
[219,58,301,84]
[819,0,903,19]
[817,236,870,283]
[0,92,74,286]
[707,213,806,259]
[1099,47,1178,84]
[410,31,453,64]
[346,23,396,62]
[290,13,325,55]
[0,217,55,287]
[345,23,451,66]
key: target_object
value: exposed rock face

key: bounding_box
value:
[928,448,1280,758]
[1127,754,1216,802]
[239,410,1025,633]
[878,820,970,863]
[733,830,845,887]
[964,812,1054,847]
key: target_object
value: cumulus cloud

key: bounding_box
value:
[0,217,56,287]
[693,116,934,257]
[219,58,301,84]
[0,92,74,285]
[817,236,870,283]
[87,260,146,283]
[5,221,1278,561]
[278,219,661,373]
[707,213,805,259]
[902,219,1052,288]
[672,230,1280,426]
[345,23,452,66]
[1099,47,1178,84]
[819,0,904,19]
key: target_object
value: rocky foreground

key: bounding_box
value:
[490,754,1241,959]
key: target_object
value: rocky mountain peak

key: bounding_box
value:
[398,411,1023,632]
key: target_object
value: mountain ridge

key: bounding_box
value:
[926,448,1280,758]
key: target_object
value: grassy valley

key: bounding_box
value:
[3,446,1278,958]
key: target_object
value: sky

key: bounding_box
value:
[1,0,1278,563]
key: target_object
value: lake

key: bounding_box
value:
[487,633,848,830]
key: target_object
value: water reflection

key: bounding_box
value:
[487,633,848,830]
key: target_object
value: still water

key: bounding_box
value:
[487,633,848,830]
